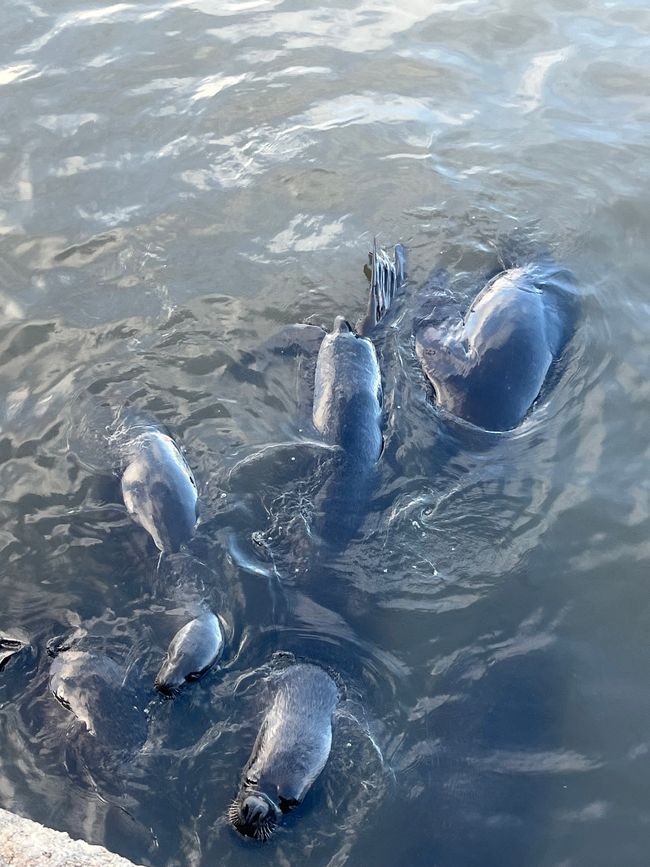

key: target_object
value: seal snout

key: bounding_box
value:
[229,794,279,842]
[154,659,183,697]
[153,675,180,698]
[242,795,269,823]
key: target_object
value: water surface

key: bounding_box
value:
[1,0,649,865]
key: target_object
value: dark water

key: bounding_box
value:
[1,0,650,865]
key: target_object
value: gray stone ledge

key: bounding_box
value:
[0,807,144,867]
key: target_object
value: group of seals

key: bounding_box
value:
[1,237,576,845]
[225,241,575,840]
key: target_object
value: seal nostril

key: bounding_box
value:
[242,795,268,824]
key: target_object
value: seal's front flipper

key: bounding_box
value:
[154,611,224,696]
[358,241,407,335]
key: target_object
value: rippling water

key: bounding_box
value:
[1,0,650,864]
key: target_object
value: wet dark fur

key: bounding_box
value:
[229,664,338,841]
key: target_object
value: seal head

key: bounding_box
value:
[154,612,223,696]
[121,428,198,553]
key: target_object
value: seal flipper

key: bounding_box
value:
[358,241,406,336]
[0,634,28,671]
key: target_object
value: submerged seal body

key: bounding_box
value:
[414,261,575,431]
[229,663,338,841]
[121,428,198,553]
[49,648,147,751]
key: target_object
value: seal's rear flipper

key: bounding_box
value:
[358,240,407,335]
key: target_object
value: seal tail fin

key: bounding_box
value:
[358,240,406,335]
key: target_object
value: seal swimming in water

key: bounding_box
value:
[311,241,406,464]
[414,258,576,431]
[154,610,224,696]
[49,643,147,751]
[229,663,338,841]
[248,243,406,556]
[120,427,198,553]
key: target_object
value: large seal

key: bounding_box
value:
[414,260,576,431]
[120,427,198,553]
[229,663,339,841]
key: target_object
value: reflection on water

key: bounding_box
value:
[1,0,650,864]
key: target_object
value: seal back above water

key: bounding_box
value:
[155,611,224,696]
[121,428,198,553]
[414,261,576,431]
[229,663,339,841]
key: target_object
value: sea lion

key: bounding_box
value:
[154,611,224,696]
[414,260,576,431]
[121,427,198,553]
[229,663,339,841]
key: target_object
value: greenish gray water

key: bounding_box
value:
[1,1,649,865]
